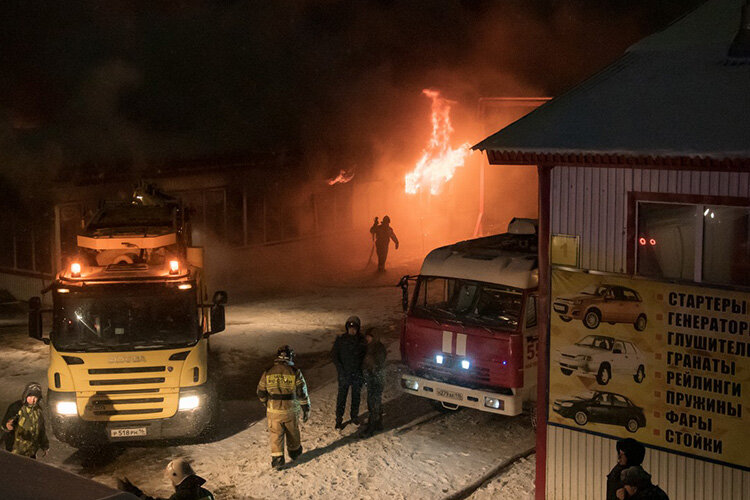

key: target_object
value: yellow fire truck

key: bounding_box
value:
[28,185,226,446]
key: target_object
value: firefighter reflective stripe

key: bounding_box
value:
[267,407,297,415]
[456,334,467,356]
[266,373,296,389]
[442,331,452,353]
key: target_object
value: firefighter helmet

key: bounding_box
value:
[165,458,195,487]
[382,215,390,224]
[276,345,295,361]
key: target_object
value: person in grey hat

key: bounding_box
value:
[118,458,214,500]
[331,315,366,429]
[620,466,669,500]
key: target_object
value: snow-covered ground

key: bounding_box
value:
[0,269,536,499]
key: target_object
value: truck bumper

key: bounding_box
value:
[47,385,215,447]
[400,373,523,416]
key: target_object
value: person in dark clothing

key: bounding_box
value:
[362,329,387,437]
[369,215,399,272]
[621,466,669,500]
[607,437,646,500]
[331,315,366,429]
[118,458,214,500]
[2,382,49,459]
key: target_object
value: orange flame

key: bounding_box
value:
[327,169,355,185]
[405,89,471,195]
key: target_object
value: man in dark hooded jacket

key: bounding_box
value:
[2,382,49,458]
[331,315,366,429]
[118,458,214,500]
[621,466,669,499]
[362,329,387,436]
[607,437,646,500]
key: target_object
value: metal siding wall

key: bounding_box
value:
[550,168,750,273]
[546,426,750,499]
[547,167,750,499]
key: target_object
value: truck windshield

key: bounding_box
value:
[53,284,199,351]
[412,276,523,331]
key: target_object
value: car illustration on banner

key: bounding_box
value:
[555,335,646,385]
[553,284,647,331]
[553,390,646,433]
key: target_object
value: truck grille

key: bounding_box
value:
[90,377,165,386]
[88,366,166,375]
[420,355,491,383]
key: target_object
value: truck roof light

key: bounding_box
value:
[169,260,180,274]
[71,262,81,277]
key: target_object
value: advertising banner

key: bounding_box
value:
[549,269,749,469]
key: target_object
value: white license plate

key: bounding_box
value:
[110,427,147,438]
[437,389,463,401]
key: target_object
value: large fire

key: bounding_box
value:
[405,89,471,195]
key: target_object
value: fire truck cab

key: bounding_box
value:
[399,218,538,415]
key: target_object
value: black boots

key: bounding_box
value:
[289,446,303,461]
[335,419,344,430]
[351,416,361,425]
[271,456,285,469]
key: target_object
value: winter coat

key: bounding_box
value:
[607,439,646,500]
[11,403,49,458]
[257,359,310,417]
[331,333,366,380]
[1,399,22,452]
[606,463,627,500]
[121,474,214,500]
[628,484,670,500]
[362,337,387,384]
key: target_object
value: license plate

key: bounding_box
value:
[110,427,147,438]
[437,389,463,401]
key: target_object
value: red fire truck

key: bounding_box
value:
[399,218,539,416]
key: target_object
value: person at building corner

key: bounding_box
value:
[331,315,366,429]
[117,458,214,500]
[620,466,669,499]
[362,328,387,437]
[606,437,646,500]
[257,345,311,469]
[369,215,399,272]
[2,381,49,459]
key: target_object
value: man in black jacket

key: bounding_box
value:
[118,458,214,500]
[331,315,366,429]
[607,438,646,500]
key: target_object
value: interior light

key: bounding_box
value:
[57,288,70,294]
[169,260,180,274]
[70,262,81,277]
[178,284,192,290]
[435,354,444,365]
[638,237,646,246]
[461,360,470,370]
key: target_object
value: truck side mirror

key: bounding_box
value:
[398,275,410,312]
[212,290,228,305]
[210,305,225,334]
[28,296,43,341]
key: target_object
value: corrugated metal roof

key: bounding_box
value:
[474,0,750,164]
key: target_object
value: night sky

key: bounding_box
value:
[0,0,702,187]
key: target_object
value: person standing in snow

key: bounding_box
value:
[606,438,646,500]
[331,316,366,429]
[362,329,387,437]
[257,345,311,469]
[2,382,49,459]
[369,215,399,272]
[117,458,214,499]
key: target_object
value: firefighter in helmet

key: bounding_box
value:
[257,345,311,469]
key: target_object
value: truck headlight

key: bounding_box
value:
[460,360,470,370]
[56,401,78,415]
[401,379,419,391]
[178,395,200,411]
[484,397,503,410]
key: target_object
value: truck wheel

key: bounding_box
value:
[626,418,640,433]
[574,411,588,426]
[596,364,611,385]
[634,314,647,331]
[633,365,645,383]
[559,316,572,322]
[560,368,573,376]
[584,310,601,329]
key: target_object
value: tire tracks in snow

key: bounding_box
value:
[443,447,536,500]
